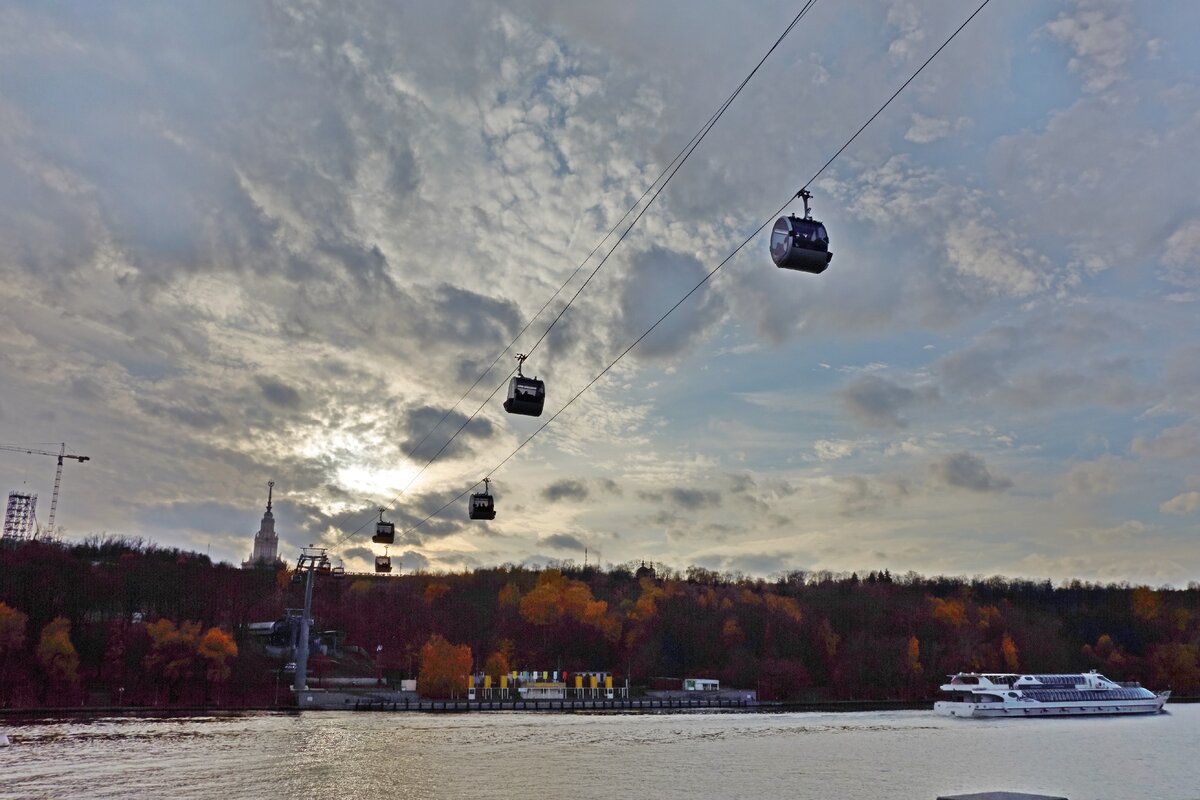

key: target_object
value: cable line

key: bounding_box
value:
[332,2,823,545]
[388,0,996,542]
[403,0,819,467]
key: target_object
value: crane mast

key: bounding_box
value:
[0,443,90,538]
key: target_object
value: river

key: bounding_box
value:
[2,706,1196,799]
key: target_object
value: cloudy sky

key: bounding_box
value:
[2,0,1198,585]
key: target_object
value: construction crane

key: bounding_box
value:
[0,443,90,538]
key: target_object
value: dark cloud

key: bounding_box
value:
[542,479,588,502]
[837,475,912,515]
[134,396,226,431]
[68,376,103,401]
[617,246,724,359]
[638,487,722,509]
[929,452,1012,493]
[839,374,936,429]
[399,405,497,460]
[257,377,302,409]
[343,546,373,562]
[421,284,522,350]
[597,478,622,495]
[539,533,585,551]
[399,550,431,572]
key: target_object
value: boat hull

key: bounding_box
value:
[935,692,1169,718]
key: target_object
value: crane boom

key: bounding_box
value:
[0,443,90,537]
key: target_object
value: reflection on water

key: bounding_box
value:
[0,707,1195,800]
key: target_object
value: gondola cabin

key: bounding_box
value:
[373,511,395,544]
[504,353,545,417]
[375,555,392,574]
[770,189,832,274]
[331,564,346,579]
[504,376,545,417]
[470,491,496,520]
[470,477,497,520]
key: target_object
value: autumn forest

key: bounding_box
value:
[1,537,1198,708]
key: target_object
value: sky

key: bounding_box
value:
[1,0,1198,586]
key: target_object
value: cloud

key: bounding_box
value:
[542,479,589,502]
[690,551,796,578]
[942,219,1050,298]
[1043,0,1135,93]
[257,377,301,409]
[929,452,1012,492]
[539,532,585,551]
[639,487,722,510]
[616,246,724,359]
[398,550,431,572]
[837,475,912,515]
[838,374,936,429]
[1131,426,1200,459]
[904,113,966,144]
[1061,455,1122,496]
[1160,491,1200,515]
[398,405,497,460]
[1162,219,1200,289]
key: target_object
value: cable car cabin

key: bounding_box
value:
[469,491,496,520]
[770,215,832,274]
[331,565,346,579]
[375,555,392,574]
[317,561,331,575]
[373,520,395,545]
[504,375,545,417]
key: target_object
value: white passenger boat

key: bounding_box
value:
[934,670,1169,718]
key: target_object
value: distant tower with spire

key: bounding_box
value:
[243,480,283,568]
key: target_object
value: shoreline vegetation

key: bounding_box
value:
[2,536,1198,711]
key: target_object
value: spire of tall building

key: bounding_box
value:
[243,480,282,568]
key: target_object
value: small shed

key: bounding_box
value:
[523,682,566,700]
[683,678,720,692]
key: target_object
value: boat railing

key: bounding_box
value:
[1116,681,1141,688]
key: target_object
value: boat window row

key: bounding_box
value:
[1025,688,1150,702]
[1030,674,1084,685]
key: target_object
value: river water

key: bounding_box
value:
[2,706,1196,799]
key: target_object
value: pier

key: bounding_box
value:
[352,696,753,712]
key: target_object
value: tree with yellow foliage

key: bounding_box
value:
[36,616,80,705]
[0,602,27,706]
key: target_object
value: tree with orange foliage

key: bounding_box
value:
[144,619,203,704]
[418,634,472,699]
[1132,586,1162,622]
[905,635,923,677]
[198,627,238,704]
[928,596,967,627]
[483,639,514,680]
[36,616,80,705]
[1001,633,1019,672]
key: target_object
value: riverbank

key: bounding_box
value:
[3,695,1195,717]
